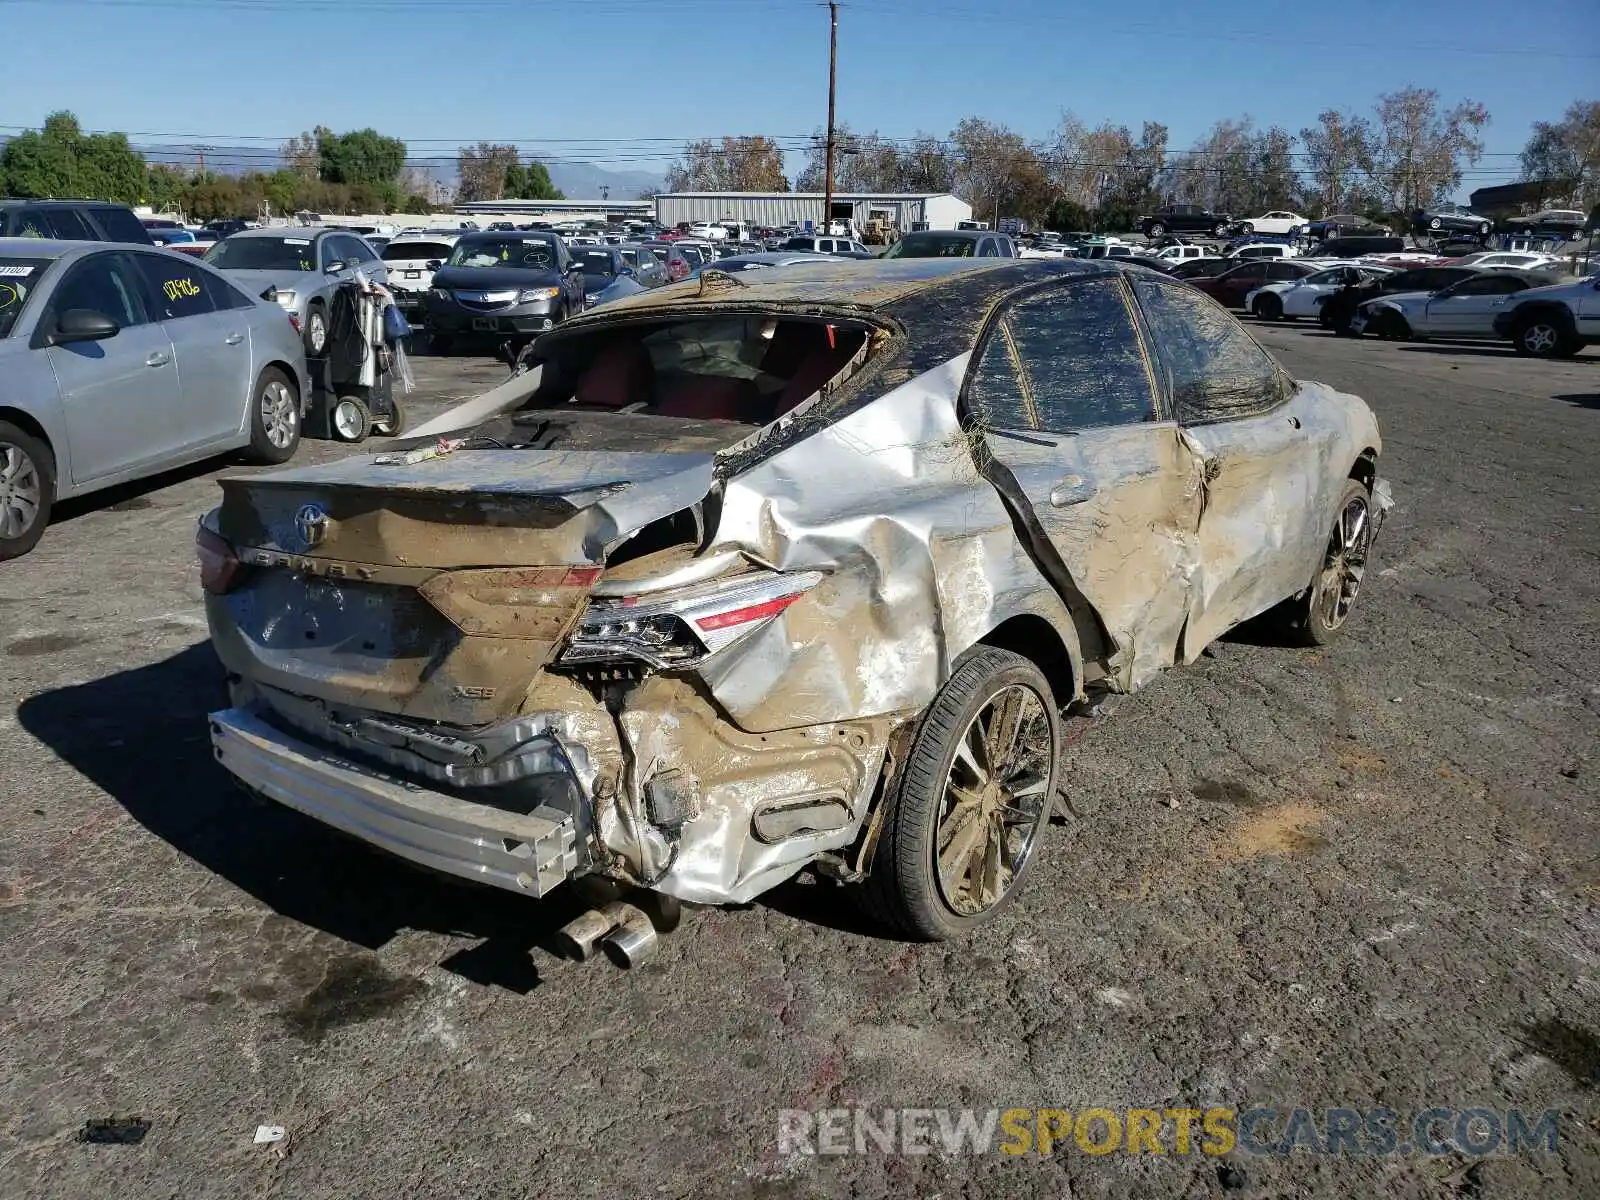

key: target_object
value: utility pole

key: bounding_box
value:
[823,1,838,234]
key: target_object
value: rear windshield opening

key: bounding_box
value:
[520,316,876,426]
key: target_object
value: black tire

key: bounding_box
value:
[242,367,302,465]
[303,302,329,357]
[330,395,372,443]
[429,333,453,356]
[1274,479,1375,646]
[1429,217,1443,230]
[371,396,407,438]
[0,421,54,561]
[1146,222,1166,238]
[1512,313,1577,359]
[858,647,1061,941]
[1239,222,1255,235]
[1253,293,1284,321]
[1212,222,1228,237]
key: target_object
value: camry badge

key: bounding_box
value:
[294,503,331,551]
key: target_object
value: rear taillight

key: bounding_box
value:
[197,524,243,595]
[560,570,822,671]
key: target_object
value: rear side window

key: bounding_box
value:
[44,208,97,241]
[90,206,154,244]
[1132,277,1285,424]
[1266,262,1310,281]
[131,253,220,319]
[968,277,1157,432]
[3,208,51,238]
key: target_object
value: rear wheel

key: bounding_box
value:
[1146,222,1166,238]
[0,422,53,561]
[1212,222,1228,237]
[859,648,1060,940]
[1512,314,1577,358]
[243,367,302,464]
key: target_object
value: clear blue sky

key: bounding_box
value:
[0,0,1593,194]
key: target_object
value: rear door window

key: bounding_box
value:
[1132,277,1285,424]
[90,206,154,244]
[44,208,97,241]
[968,277,1158,432]
[130,252,221,319]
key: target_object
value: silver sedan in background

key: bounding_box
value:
[0,238,309,560]
[201,227,387,357]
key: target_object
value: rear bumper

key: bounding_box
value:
[209,706,579,897]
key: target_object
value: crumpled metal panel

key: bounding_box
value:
[693,353,1087,732]
[1179,380,1382,657]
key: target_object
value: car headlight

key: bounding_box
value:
[518,287,562,303]
[273,290,296,307]
[429,287,451,300]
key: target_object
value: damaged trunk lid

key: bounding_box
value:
[210,442,716,726]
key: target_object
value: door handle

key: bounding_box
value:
[224,332,244,345]
[1049,476,1097,507]
[145,352,170,367]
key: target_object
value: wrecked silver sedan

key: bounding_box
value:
[200,258,1391,954]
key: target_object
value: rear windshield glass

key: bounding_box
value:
[0,258,50,338]
[449,238,557,268]
[519,317,875,427]
[382,241,453,261]
[204,236,318,271]
[576,251,618,276]
[886,233,977,258]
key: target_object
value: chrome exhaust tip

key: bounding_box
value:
[556,903,626,962]
[599,902,658,969]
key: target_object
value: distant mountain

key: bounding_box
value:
[541,161,666,200]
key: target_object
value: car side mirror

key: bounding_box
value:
[324,261,345,273]
[426,260,443,271]
[53,308,120,344]
[566,262,584,274]
[260,286,278,301]
[621,266,635,277]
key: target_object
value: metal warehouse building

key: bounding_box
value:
[654,192,972,231]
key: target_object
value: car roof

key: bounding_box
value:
[563,258,1117,325]
[227,226,332,239]
[0,237,81,259]
[0,198,123,209]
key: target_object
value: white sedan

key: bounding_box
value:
[1245,265,1393,321]
[1238,211,1309,236]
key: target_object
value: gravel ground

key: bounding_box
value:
[0,325,1596,1200]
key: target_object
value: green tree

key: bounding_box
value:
[0,111,148,203]
[401,193,433,215]
[317,128,406,188]
[505,159,562,200]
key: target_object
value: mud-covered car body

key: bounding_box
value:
[201,258,1389,921]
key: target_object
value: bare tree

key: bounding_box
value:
[665,136,788,192]
[1520,100,1600,207]
[280,129,323,180]
[456,142,519,203]
[1299,110,1376,215]
[1366,87,1489,216]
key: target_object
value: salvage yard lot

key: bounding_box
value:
[1,331,1597,1197]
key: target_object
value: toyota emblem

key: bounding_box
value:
[294,503,330,550]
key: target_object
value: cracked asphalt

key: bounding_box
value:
[1,326,1596,1199]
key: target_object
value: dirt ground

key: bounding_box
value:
[0,325,1596,1199]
